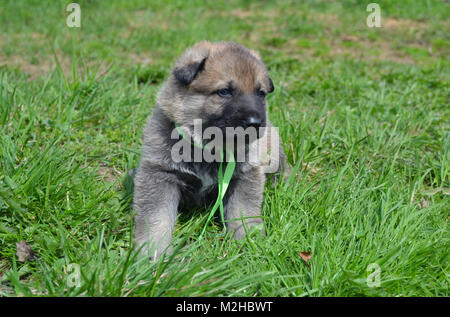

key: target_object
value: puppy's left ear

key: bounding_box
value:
[268,77,274,93]
[249,48,274,93]
[173,41,211,86]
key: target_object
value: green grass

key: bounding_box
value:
[0,0,449,296]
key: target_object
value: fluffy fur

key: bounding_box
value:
[133,41,290,260]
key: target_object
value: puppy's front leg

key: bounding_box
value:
[133,164,180,260]
[224,167,265,239]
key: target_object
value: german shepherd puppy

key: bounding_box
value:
[133,41,290,260]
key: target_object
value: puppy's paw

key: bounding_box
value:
[134,241,173,262]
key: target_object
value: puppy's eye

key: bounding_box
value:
[217,88,232,97]
[256,89,266,98]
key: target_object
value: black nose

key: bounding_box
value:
[244,116,262,130]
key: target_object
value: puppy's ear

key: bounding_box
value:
[268,77,274,93]
[173,58,207,85]
[248,47,273,93]
[173,41,211,86]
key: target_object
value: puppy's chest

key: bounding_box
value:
[176,169,214,208]
[194,166,216,193]
[178,162,242,207]
[189,161,243,191]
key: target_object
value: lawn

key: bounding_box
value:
[0,0,448,296]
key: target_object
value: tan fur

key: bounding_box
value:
[158,41,272,130]
[133,41,290,260]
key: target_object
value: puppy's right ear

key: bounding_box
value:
[173,58,207,86]
[173,41,211,86]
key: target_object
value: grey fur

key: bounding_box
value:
[133,41,290,260]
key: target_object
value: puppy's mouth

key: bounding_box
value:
[204,112,266,140]
[207,118,266,140]
[179,121,265,151]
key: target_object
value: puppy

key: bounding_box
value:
[133,41,290,260]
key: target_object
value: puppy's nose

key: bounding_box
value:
[244,116,262,130]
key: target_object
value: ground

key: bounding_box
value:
[0,0,448,296]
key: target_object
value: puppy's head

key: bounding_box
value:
[158,41,274,142]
